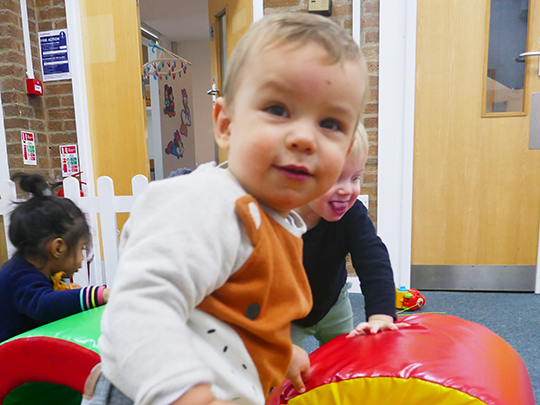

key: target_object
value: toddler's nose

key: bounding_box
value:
[287,123,317,154]
[336,179,353,195]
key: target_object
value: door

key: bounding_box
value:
[411,0,540,290]
[78,0,149,190]
[208,0,253,163]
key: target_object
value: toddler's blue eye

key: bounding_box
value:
[320,119,342,131]
[265,104,288,117]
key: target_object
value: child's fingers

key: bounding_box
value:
[347,321,409,338]
[301,365,311,383]
[384,323,398,331]
[346,330,357,338]
[289,374,306,394]
[355,322,371,332]
[346,324,368,338]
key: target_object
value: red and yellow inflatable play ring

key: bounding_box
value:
[268,314,534,405]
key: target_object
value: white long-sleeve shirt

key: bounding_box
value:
[99,163,311,405]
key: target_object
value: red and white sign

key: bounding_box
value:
[21,131,37,166]
[59,144,79,177]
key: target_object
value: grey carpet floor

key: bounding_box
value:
[303,291,540,403]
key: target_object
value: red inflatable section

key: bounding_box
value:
[268,314,534,405]
[0,336,100,403]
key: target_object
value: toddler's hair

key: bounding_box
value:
[9,173,90,261]
[224,12,368,109]
[351,123,369,159]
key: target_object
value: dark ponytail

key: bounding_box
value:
[11,172,51,198]
[9,173,90,261]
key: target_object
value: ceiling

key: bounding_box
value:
[139,0,209,43]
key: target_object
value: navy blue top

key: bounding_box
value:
[294,200,396,328]
[0,254,103,342]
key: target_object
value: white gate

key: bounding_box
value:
[0,175,148,287]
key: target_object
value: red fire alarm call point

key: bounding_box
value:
[26,78,43,96]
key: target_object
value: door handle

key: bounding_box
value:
[518,50,540,76]
[519,51,540,57]
[207,80,220,107]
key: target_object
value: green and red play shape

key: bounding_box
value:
[0,307,103,405]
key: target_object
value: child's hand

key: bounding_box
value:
[347,314,410,337]
[286,344,311,394]
[103,288,110,304]
[69,283,82,289]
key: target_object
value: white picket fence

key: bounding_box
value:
[0,175,148,287]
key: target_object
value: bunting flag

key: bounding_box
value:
[142,42,190,81]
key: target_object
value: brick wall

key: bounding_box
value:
[264,0,380,227]
[0,0,76,184]
[360,0,379,226]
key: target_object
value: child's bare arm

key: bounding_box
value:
[347,314,409,337]
[285,345,311,394]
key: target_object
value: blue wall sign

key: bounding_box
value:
[38,29,71,81]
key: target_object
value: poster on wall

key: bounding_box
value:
[144,49,196,177]
[21,131,37,166]
[59,145,79,177]
[38,29,71,82]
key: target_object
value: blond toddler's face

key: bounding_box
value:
[214,42,366,217]
[308,149,367,222]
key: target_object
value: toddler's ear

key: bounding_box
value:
[49,238,67,259]
[213,97,231,151]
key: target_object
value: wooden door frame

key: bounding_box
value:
[65,0,103,285]
[65,0,96,197]
[253,0,263,21]
[378,0,417,290]
[379,0,540,293]
[0,92,9,183]
[0,91,10,262]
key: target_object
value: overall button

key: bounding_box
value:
[245,303,261,320]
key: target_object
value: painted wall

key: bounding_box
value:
[175,40,215,166]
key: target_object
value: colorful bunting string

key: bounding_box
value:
[143,41,190,81]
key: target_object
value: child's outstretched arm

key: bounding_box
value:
[12,269,108,322]
[58,280,110,304]
[285,344,311,394]
[347,314,409,337]
[346,201,399,328]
